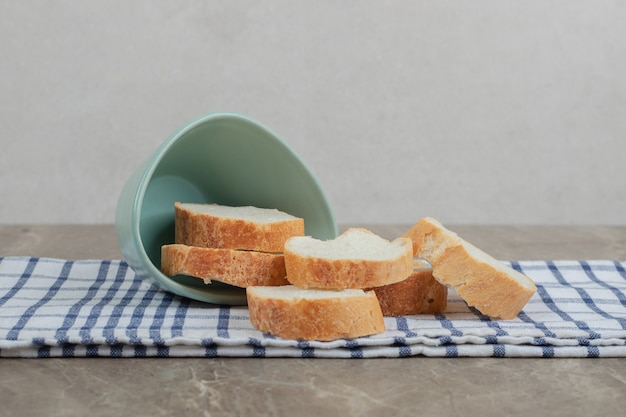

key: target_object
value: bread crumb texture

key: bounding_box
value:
[161,244,288,287]
[403,217,537,319]
[370,266,448,316]
[284,228,413,289]
[174,202,304,252]
[247,286,385,341]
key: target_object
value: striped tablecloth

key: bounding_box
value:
[1,256,625,358]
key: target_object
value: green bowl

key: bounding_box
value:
[115,112,338,305]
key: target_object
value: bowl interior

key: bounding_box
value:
[134,114,337,304]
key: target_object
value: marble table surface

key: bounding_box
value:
[1,224,625,417]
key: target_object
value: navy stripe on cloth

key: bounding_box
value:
[201,339,218,357]
[217,307,230,338]
[248,337,266,357]
[546,261,603,339]
[103,268,144,345]
[396,316,418,338]
[298,341,315,358]
[493,344,506,357]
[511,262,558,339]
[55,261,111,344]
[149,292,175,345]
[79,261,128,344]
[398,345,412,357]
[0,257,37,308]
[171,297,191,338]
[445,345,459,357]
[125,283,161,345]
[6,261,72,341]
[579,261,626,329]
[436,313,464,337]
[614,261,626,280]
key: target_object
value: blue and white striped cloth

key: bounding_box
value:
[1,256,625,358]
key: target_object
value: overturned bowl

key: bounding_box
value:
[115,112,338,305]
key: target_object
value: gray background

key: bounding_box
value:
[2,1,625,226]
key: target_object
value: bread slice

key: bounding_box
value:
[283,228,413,290]
[174,202,304,252]
[161,244,288,288]
[403,217,536,319]
[369,261,447,316]
[246,285,385,341]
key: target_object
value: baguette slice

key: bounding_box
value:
[403,217,536,319]
[161,244,288,288]
[174,202,304,252]
[247,285,385,341]
[284,228,413,289]
[369,261,447,316]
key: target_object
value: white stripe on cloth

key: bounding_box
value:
[1,257,625,358]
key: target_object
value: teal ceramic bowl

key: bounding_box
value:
[115,112,338,305]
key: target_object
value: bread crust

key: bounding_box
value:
[369,265,448,316]
[161,244,288,287]
[284,233,414,290]
[247,287,385,341]
[174,202,304,252]
[403,217,536,319]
